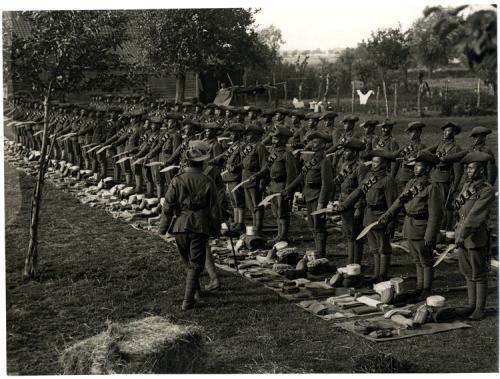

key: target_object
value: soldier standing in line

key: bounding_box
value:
[241,123,269,236]
[441,126,497,186]
[209,123,247,232]
[248,127,298,243]
[259,109,275,134]
[101,110,130,183]
[164,119,201,169]
[359,119,380,161]
[320,111,340,147]
[336,149,399,283]
[159,147,222,310]
[245,106,261,123]
[423,122,463,236]
[375,119,400,177]
[334,139,369,266]
[273,108,289,128]
[453,152,495,321]
[288,110,306,146]
[282,132,334,258]
[378,151,444,297]
[394,121,427,192]
[202,123,224,162]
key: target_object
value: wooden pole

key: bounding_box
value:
[382,80,389,119]
[336,83,340,109]
[284,81,288,104]
[376,86,380,115]
[393,82,398,116]
[24,83,53,279]
[477,78,481,108]
[351,81,355,114]
[417,82,423,117]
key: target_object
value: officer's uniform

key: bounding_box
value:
[159,149,222,310]
[380,151,444,294]
[341,149,399,282]
[453,152,495,321]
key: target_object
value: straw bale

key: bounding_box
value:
[60,316,206,374]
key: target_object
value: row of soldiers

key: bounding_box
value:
[6,94,497,316]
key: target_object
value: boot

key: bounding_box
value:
[415,265,424,293]
[280,219,290,242]
[255,209,264,236]
[205,245,221,291]
[156,183,165,198]
[98,161,108,180]
[91,159,98,174]
[456,280,476,317]
[145,181,154,198]
[232,208,245,233]
[378,254,391,282]
[315,231,327,258]
[181,269,199,310]
[353,243,364,266]
[346,241,355,265]
[125,173,133,186]
[267,221,282,244]
[84,159,90,170]
[367,254,381,284]
[114,162,121,182]
[135,175,144,194]
[230,209,239,229]
[470,281,488,321]
[421,266,434,295]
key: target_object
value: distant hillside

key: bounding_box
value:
[281,53,339,66]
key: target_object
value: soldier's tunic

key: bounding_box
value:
[342,167,398,255]
[241,140,269,215]
[376,135,399,177]
[113,121,144,175]
[336,158,369,241]
[212,140,245,210]
[159,167,222,272]
[395,137,426,190]
[382,174,444,267]
[287,150,334,233]
[360,132,379,161]
[454,178,494,282]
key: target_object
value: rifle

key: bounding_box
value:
[225,220,239,273]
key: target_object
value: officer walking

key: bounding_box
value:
[159,147,222,310]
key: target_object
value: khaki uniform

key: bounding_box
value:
[376,135,399,177]
[396,138,426,190]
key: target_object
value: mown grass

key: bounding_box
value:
[4,114,499,374]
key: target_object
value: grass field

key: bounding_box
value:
[4,114,499,374]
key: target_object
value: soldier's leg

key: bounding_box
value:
[310,199,327,258]
[204,244,220,291]
[419,239,435,297]
[342,209,355,264]
[457,246,476,316]
[267,196,281,243]
[182,232,209,309]
[123,159,133,186]
[468,246,489,321]
[277,195,292,242]
[378,229,393,280]
[133,163,144,193]
[367,230,380,282]
[151,165,165,198]
[97,150,108,180]
[408,239,423,292]
[244,187,256,230]
[142,165,154,197]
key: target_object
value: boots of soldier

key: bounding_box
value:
[181,269,200,310]
[414,265,424,296]
[91,159,98,174]
[145,181,154,198]
[84,159,90,170]
[354,243,364,266]
[156,183,165,198]
[418,266,434,300]
[67,152,73,165]
[255,209,264,236]
[267,221,282,244]
[470,281,488,321]
[98,161,108,180]
[204,245,221,291]
[347,242,355,265]
[232,208,245,233]
[378,254,391,282]
[367,254,381,284]
[125,173,133,186]
[135,175,144,194]
[456,280,477,317]
[114,162,121,182]
[230,209,239,229]
[280,219,290,242]
[315,231,327,258]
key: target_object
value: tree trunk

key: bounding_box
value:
[284,81,287,104]
[351,81,355,114]
[403,67,409,91]
[317,82,323,103]
[176,71,186,102]
[323,73,330,110]
[382,80,389,119]
[476,78,481,108]
[376,86,380,115]
[298,82,303,101]
[24,88,52,279]
[243,68,248,104]
[393,82,398,116]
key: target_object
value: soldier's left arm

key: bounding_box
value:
[159,179,179,235]
[425,183,444,242]
[318,158,334,208]
[456,185,495,242]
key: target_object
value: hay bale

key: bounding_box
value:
[60,317,206,374]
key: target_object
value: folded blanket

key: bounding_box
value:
[351,305,379,315]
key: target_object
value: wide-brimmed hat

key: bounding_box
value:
[189,140,210,151]
[243,123,265,134]
[306,131,332,143]
[415,151,440,166]
[341,115,359,123]
[368,149,396,161]
[203,122,222,130]
[320,112,339,120]
[378,119,397,128]
[342,139,366,151]
[305,112,321,120]
[360,119,379,128]
[405,121,426,132]
[470,126,492,137]
[441,121,461,135]
[270,126,293,138]
[227,123,246,132]
[186,148,210,161]
[460,151,495,165]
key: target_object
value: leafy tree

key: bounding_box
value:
[133,9,265,101]
[5,10,130,278]
[362,26,410,117]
